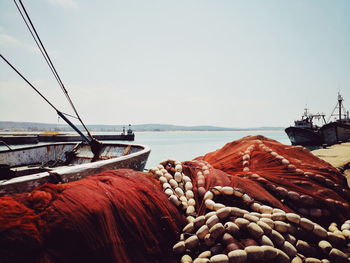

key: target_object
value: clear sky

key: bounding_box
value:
[1,0,349,128]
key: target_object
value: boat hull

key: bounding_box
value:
[320,122,350,145]
[0,142,150,195]
[285,127,323,146]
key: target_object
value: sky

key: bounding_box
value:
[0,0,349,128]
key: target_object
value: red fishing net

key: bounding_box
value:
[188,136,350,225]
[0,169,186,263]
[1,135,350,263]
[155,136,350,262]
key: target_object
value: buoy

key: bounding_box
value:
[245,246,264,261]
[227,249,247,263]
[224,221,240,235]
[209,223,225,239]
[196,225,209,240]
[184,235,199,249]
[247,222,264,238]
[173,241,186,254]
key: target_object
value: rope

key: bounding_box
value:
[1,53,92,144]
[0,54,59,112]
[13,0,93,139]
[13,0,63,98]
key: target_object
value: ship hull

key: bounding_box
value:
[320,122,350,145]
[285,127,323,146]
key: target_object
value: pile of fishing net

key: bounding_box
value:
[150,136,350,263]
[0,169,185,263]
[1,135,350,263]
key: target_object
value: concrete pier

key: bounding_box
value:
[0,132,134,145]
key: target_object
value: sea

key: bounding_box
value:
[132,130,289,169]
[0,130,290,169]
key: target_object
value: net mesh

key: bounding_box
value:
[0,169,185,263]
[1,135,350,262]
[191,136,350,224]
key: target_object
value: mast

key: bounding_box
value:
[338,93,343,121]
[327,93,347,123]
[303,107,308,118]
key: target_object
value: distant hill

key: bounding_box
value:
[0,121,284,132]
[132,124,236,131]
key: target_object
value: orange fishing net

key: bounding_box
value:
[0,169,185,263]
[1,135,350,263]
[158,136,350,262]
[186,136,350,224]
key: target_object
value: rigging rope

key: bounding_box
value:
[13,0,93,139]
[0,54,58,112]
[13,0,62,98]
[0,53,91,144]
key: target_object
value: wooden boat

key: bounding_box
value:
[0,142,150,196]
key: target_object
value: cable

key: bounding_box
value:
[0,53,91,144]
[14,0,93,139]
[61,112,79,119]
[13,0,63,95]
[0,54,58,112]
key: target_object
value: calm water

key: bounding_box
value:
[0,130,290,169]
[132,130,289,169]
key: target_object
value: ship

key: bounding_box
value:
[285,108,326,146]
[320,93,350,145]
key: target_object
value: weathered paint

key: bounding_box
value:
[0,143,76,167]
[0,142,151,195]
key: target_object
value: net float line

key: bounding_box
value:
[149,136,350,262]
[150,160,350,263]
[196,136,350,225]
[0,169,186,263]
[149,159,213,223]
[172,183,350,263]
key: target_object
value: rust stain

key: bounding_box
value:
[99,156,114,160]
[122,145,132,156]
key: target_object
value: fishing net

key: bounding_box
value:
[194,135,350,224]
[150,136,350,262]
[2,135,350,263]
[0,169,186,263]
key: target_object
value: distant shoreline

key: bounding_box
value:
[0,121,285,133]
[0,129,285,134]
[133,129,285,132]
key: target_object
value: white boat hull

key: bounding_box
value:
[0,142,151,195]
